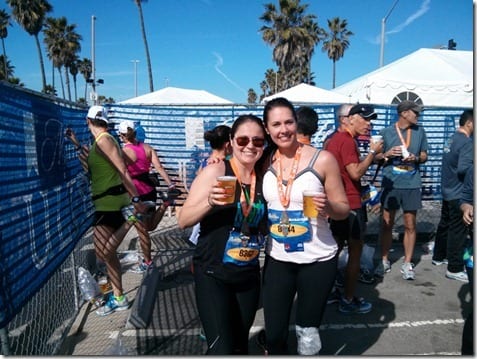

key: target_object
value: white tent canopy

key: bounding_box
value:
[333,48,473,108]
[261,83,349,104]
[119,86,233,105]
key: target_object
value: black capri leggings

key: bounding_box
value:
[262,255,337,355]
[193,263,260,355]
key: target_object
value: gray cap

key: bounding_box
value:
[397,100,422,114]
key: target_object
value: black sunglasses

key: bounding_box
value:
[235,136,265,147]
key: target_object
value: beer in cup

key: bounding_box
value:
[303,190,321,218]
[371,135,383,144]
[98,277,112,294]
[217,176,237,204]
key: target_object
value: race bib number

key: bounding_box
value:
[222,230,260,266]
[268,209,312,252]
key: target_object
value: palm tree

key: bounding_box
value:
[260,0,322,89]
[0,9,11,81]
[247,88,257,104]
[133,0,153,92]
[322,17,353,88]
[43,16,82,101]
[0,54,14,80]
[69,57,79,102]
[77,57,92,100]
[7,0,52,92]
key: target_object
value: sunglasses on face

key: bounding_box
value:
[234,136,266,147]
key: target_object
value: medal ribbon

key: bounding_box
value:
[230,157,256,218]
[276,144,303,209]
[395,123,411,148]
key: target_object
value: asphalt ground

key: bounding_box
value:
[58,212,471,356]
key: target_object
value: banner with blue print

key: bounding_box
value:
[0,84,94,329]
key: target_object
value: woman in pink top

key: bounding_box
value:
[119,120,175,273]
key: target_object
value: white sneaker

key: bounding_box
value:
[445,270,469,283]
[400,262,415,280]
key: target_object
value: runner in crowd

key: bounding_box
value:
[374,100,428,280]
[178,115,268,355]
[66,106,147,316]
[118,120,176,273]
[260,97,349,355]
[325,104,383,314]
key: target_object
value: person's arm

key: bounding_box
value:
[460,165,474,226]
[65,128,90,173]
[346,140,383,181]
[145,144,174,187]
[178,161,227,228]
[313,150,350,220]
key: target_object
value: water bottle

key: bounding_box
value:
[77,267,103,308]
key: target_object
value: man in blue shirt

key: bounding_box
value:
[433,109,473,282]
[374,101,428,280]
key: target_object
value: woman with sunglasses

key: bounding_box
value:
[118,120,175,273]
[260,97,349,355]
[178,115,268,355]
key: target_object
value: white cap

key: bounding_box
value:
[87,105,109,123]
[118,120,135,134]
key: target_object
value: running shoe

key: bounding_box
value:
[129,259,152,274]
[338,296,372,314]
[400,262,415,280]
[327,287,342,305]
[358,268,376,284]
[95,293,130,316]
[374,260,391,277]
[445,270,469,283]
[431,259,448,266]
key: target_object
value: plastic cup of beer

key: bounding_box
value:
[217,176,237,204]
[303,190,320,218]
[371,135,383,144]
[98,277,112,294]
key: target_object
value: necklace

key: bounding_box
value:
[230,157,256,218]
[395,123,411,148]
[275,144,303,235]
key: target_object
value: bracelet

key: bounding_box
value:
[369,149,376,156]
[168,184,176,189]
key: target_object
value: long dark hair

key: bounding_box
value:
[257,97,298,174]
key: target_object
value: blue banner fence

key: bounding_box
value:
[0,81,469,354]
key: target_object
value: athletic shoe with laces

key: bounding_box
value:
[445,270,469,282]
[95,293,130,316]
[374,260,391,277]
[432,259,448,266]
[400,262,415,280]
[338,296,372,314]
[358,268,376,284]
[327,287,342,304]
[129,259,152,274]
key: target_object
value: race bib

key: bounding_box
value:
[268,209,312,252]
[222,230,261,266]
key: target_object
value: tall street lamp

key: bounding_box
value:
[131,60,139,97]
[379,0,400,67]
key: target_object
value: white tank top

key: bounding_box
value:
[262,151,338,263]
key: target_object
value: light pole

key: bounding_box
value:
[131,60,139,97]
[379,0,400,67]
[91,15,97,104]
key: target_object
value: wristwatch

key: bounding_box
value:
[369,149,377,155]
[132,196,140,203]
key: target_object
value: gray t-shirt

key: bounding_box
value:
[380,123,428,189]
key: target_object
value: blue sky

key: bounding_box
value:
[2,0,474,103]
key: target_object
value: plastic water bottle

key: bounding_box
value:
[77,267,103,307]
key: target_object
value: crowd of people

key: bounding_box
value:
[68,101,473,355]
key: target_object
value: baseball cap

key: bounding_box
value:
[348,104,377,120]
[86,105,109,123]
[118,120,135,134]
[397,100,422,114]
